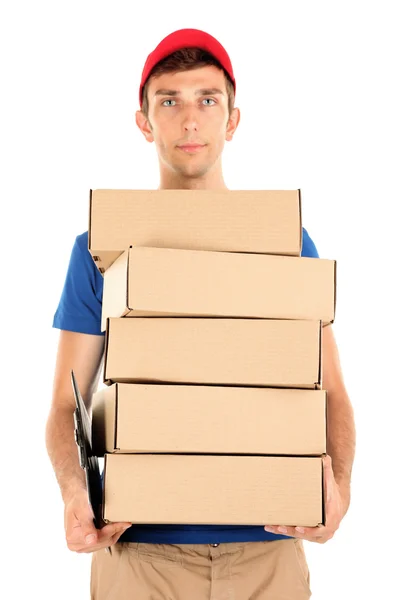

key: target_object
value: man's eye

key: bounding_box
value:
[161,98,216,106]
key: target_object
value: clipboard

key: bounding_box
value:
[71,369,111,553]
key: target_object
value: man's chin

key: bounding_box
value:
[173,162,210,179]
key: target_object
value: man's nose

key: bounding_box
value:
[182,107,199,131]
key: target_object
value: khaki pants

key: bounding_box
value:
[90,538,312,599]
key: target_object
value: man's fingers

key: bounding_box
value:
[265,524,329,543]
[70,523,130,553]
[68,522,129,551]
[98,522,132,539]
[66,519,97,548]
[75,516,99,545]
[109,528,128,546]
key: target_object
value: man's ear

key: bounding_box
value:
[135,110,154,143]
[225,107,240,141]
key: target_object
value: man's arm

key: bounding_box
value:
[322,323,356,513]
[45,330,105,504]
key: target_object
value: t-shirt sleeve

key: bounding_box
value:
[52,233,104,336]
[301,227,320,258]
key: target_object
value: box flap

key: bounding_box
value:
[103,318,112,386]
[91,384,118,455]
[316,321,323,388]
[101,249,130,331]
[298,188,303,257]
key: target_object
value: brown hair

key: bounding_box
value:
[141,47,235,123]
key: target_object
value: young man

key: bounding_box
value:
[46,28,356,599]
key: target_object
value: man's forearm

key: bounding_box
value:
[45,405,86,504]
[326,389,356,510]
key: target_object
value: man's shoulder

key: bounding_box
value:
[71,230,102,283]
[75,230,89,251]
[301,226,311,242]
[301,227,320,258]
[73,230,95,265]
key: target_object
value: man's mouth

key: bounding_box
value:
[177,144,206,153]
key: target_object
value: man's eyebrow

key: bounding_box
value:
[154,87,224,97]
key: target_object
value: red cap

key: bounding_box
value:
[139,28,236,107]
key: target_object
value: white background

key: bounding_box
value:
[1,1,401,598]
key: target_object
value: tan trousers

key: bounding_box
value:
[90,538,312,599]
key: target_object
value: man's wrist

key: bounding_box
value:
[62,480,87,505]
[336,479,351,514]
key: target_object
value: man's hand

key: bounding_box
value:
[264,455,349,544]
[64,488,132,553]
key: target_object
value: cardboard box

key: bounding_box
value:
[102,454,325,527]
[92,383,327,456]
[89,189,302,273]
[103,318,322,389]
[101,246,336,330]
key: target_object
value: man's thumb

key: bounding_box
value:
[81,516,98,545]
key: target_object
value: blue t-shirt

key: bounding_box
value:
[53,228,320,544]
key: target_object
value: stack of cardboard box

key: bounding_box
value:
[89,189,336,528]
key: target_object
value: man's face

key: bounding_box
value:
[137,65,237,179]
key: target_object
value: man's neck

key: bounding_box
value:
[158,181,229,190]
[157,168,229,190]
